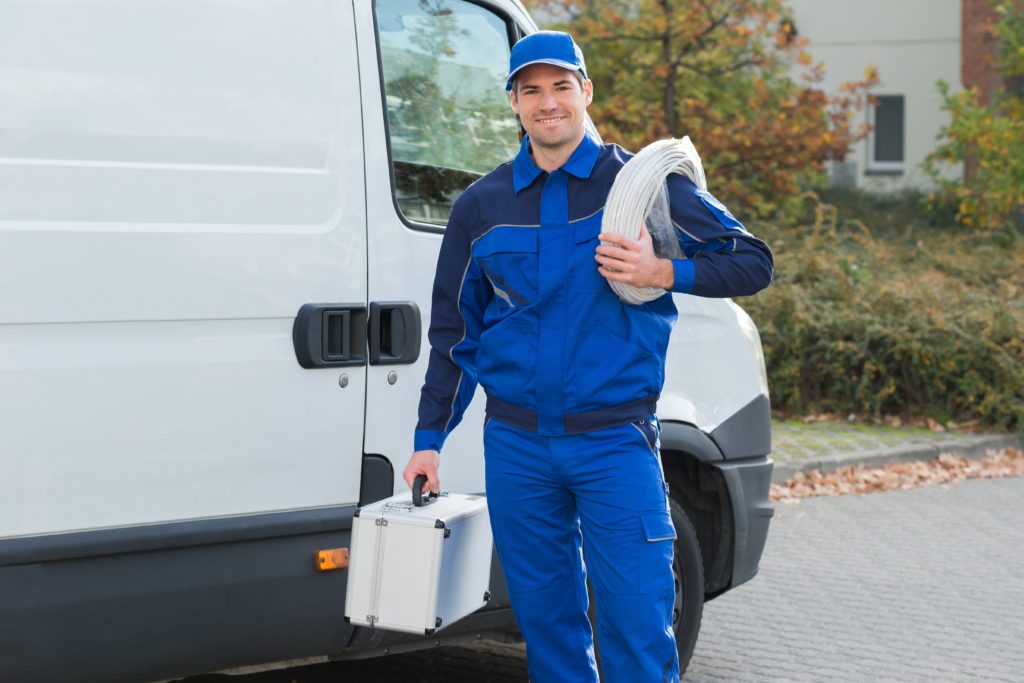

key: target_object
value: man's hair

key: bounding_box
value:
[510,69,586,99]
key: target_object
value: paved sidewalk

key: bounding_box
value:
[685,476,1024,681]
[770,418,1024,484]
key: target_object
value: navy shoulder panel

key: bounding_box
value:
[458,160,541,233]
[566,143,632,222]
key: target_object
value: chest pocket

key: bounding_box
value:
[473,227,539,308]
[571,212,610,293]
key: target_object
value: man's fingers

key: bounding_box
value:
[403,451,440,492]
[595,244,639,260]
[598,232,639,250]
[598,266,632,282]
[595,253,636,272]
[406,468,440,493]
[414,466,438,492]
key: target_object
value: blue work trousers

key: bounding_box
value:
[484,416,679,683]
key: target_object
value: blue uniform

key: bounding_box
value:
[415,131,772,682]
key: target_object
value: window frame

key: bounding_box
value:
[865,93,906,176]
[371,0,525,234]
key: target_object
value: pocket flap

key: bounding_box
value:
[473,227,538,257]
[641,511,677,542]
[573,213,603,243]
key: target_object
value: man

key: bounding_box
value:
[403,31,772,682]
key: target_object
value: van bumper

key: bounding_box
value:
[709,456,774,589]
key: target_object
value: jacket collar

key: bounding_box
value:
[512,130,601,194]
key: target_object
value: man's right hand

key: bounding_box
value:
[403,450,440,495]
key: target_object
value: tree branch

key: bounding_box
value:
[678,57,757,77]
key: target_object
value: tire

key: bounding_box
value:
[587,497,705,679]
[669,496,705,675]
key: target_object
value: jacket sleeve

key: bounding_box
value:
[664,174,774,297]
[413,193,491,454]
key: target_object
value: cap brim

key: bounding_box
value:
[505,59,585,91]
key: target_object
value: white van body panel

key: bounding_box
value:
[0,0,368,537]
[663,296,769,433]
[354,0,494,497]
[0,1,772,680]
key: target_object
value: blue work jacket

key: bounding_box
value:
[414,132,773,453]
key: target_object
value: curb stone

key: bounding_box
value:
[770,433,1024,485]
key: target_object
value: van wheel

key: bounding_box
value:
[670,496,704,674]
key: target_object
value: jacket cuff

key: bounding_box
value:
[672,258,696,294]
[414,429,446,454]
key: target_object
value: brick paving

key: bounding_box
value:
[207,475,1024,682]
[684,475,1024,681]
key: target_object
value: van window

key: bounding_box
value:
[376,0,520,227]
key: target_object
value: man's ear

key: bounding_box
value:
[509,90,519,115]
[584,79,593,107]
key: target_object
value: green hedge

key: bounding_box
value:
[739,194,1024,430]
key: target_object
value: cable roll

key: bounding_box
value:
[600,136,707,305]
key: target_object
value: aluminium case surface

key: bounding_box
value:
[345,491,493,635]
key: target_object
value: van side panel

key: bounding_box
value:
[0,520,355,683]
[0,0,367,536]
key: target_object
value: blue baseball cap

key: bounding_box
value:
[505,31,588,91]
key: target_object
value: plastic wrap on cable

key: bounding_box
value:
[645,180,683,261]
[601,136,707,305]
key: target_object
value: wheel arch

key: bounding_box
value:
[660,421,735,599]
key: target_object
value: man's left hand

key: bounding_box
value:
[596,223,674,290]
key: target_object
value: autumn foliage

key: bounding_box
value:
[527,0,879,219]
[771,449,1024,501]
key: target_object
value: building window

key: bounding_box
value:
[867,95,905,174]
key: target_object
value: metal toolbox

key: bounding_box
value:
[344,484,493,635]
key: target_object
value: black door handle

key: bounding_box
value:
[293,304,368,368]
[368,302,421,365]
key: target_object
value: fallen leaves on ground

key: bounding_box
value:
[771,448,1024,503]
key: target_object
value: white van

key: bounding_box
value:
[0,1,774,680]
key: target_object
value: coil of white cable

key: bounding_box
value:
[600,136,707,305]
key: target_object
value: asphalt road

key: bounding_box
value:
[190,476,1024,682]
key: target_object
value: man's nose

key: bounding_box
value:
[539,90,558,110]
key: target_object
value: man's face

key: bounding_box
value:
[510,62,593,153]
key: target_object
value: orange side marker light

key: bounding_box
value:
[316,548,349,571]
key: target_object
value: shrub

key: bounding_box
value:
[740,196,1024,429]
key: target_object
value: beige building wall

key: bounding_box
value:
[786,0,963,192]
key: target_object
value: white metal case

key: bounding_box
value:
[345,491,493,635]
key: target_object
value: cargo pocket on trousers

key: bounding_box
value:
[639,510,676,595]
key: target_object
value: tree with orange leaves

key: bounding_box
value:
[527,0,878,220]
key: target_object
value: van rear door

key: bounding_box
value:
[356,0,526,495]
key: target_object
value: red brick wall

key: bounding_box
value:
[961,0,1003,104]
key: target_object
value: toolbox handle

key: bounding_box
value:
[412,475,439,507]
